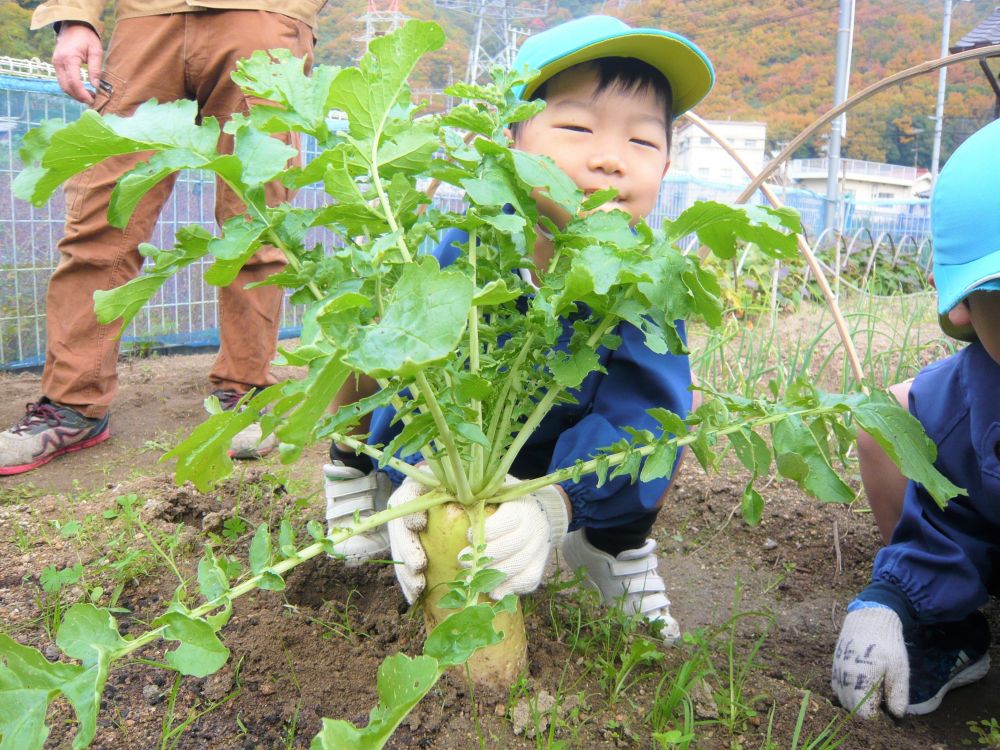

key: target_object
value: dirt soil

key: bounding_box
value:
[1,345,998,750]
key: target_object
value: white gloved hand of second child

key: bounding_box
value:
[385,477,431,604]
[830,603,909,719]
[459,480,569,601]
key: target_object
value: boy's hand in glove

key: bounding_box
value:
[386,476,569,603]
[831,603,909,718]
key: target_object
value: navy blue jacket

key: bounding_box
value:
[858,341,1000,627]
[368,228,693,530]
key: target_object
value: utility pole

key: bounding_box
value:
[931,0,970,183]
[823,0,855,234]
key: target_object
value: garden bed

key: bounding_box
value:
[1,321,997,749]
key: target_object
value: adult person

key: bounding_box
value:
[0,1,326,475]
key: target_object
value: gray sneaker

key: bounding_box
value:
[0,398,110,476]
[214,389,277,460]
[561,529,681,642]
[324,462,391,565]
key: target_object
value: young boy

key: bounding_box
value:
[831,119,1000,718]
[324,15,714,641]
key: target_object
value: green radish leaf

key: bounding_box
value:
[258,571,286,592]
[279,520,297,556]
[232,50,340,138]
[154,612,230,677]
[581,187,619,211]
[423,605,504,667]
[0,634,107,750]
[772,416,854,503]
[664,201,800,260]
[249,524,273,574]
[55,604,126,665]
[825,390,965,509]
[728,427,772,478]
[741,485,765,526]
[164,385,282,491]
[198,547,230,602]
[232,122,299,187]
[549,347,600,389]
[330,20,444,141]
[94,227,212,328]
[310,653,441,750]
[511,150,581,213]
[344,257,474,378]
[640,442,678,482]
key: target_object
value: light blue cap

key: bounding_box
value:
[932,119,1000,340]
[512,15,714,116]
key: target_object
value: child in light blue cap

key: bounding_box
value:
[324,15,713,641]
[831,119,1000,719]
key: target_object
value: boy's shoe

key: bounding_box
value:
[324,462,391,566]
[214,389,276,460]
[561,529,681,642]
[0,398,110,476]
[906,611,991,715]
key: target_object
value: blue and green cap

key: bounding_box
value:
[513,15,714,116]
[932,118,1000,341]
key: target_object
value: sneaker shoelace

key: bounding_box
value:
[12,401,63,434]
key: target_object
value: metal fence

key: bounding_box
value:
[0,76,933,370]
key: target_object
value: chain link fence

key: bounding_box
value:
[0,75,932,370]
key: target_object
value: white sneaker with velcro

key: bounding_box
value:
[324,463,391,566]
[561,529,680,642]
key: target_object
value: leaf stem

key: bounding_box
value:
[488,404,835,503]
[467,228,485,486]
[413,371,473,503]
[484,313,619,493]
[330,433,441,488]
[115,489,453,660]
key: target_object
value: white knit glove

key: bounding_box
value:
[831,603,909,718]
[385,477,431,605]
[386,476,569,604]
[460,482,568,601]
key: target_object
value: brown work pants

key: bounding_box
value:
[41,10,313,418]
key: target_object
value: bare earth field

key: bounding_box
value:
[1,342,998,750]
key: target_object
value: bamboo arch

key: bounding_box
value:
[680,43,1000,391]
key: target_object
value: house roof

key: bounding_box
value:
[951,6,1000,52]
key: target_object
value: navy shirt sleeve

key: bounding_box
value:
[859,343,1000,625]
[553,321,692,530]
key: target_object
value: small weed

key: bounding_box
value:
[158,661,243,750]
[969,718,1000,747]
[36,562,84,636]
[0,482,45,505]
[303,589,367,641]
[761,690,850,750]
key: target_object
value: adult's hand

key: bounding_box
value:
[52,22,102,104]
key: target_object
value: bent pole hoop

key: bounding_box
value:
[738,44,1000,203]
[680,110,867,391]
[682,43,1000,392]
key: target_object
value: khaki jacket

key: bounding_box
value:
[31,0,326,38]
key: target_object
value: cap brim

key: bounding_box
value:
[935,252,1000,314]
[935,272,1000,341]
[521,32,714,116]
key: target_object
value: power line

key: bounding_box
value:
[693,2,839,40]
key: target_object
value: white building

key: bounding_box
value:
[671,119,767,184]
[787,157,929,201]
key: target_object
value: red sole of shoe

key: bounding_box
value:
[0,428,111,476]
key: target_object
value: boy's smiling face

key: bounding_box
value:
[511,63,671,228]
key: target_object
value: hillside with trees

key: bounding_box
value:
[3,0,996,166]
